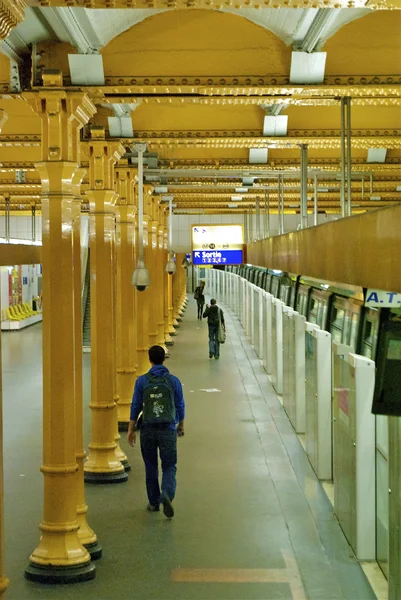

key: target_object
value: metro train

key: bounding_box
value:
[224,264,401,368]
[221,262,401,580]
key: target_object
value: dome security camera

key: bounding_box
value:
[132,259,150,291]
[166,257,176,276]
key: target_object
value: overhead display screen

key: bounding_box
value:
[191,225,244,265]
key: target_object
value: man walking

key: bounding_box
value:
[194,279,206,319]
[128,345,185,518]
[203,298,225,359]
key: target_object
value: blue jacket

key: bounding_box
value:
[130,365,185,430]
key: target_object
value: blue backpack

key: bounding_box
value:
[142,373,176,425]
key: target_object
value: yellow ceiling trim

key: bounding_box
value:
[28,0,401,8]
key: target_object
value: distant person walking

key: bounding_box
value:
[194,280,205,320]
[128,345,185,518]
[203,298,225,359]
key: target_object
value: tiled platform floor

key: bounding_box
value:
[3,299,377,599]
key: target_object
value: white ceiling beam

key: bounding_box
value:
[37,7,102,54]
[297,9,337,53]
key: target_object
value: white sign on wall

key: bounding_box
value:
[365,289,401,308]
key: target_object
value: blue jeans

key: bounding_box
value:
[140,427,177,506]
[208,324,220,357]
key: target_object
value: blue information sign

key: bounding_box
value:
[192,249,243,266]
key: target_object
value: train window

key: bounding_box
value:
[308,296,318,324]
[280,285,290,306]
[271,277,279,297]
[320,301,329,329]
[331,306,345,342]
[349,312,361,350]
[289,285,296,309]
[362,314,380,360]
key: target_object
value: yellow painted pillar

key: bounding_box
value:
[163,226,174,346]
[71,169,102,560]
[172,260,181,328]
[0,108,9,600]
[179,254,188,312]
[156,213,168,354]
[136,204,151,376]
[84,127,128,484]
[23,72,97,583]
[111,193,130,472]
[178,253,188,312]
[115,167,137,430]
[167,267,177,337]
[148,209,159,349]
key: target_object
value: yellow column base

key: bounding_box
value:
[116,368,137,429]
[25,469,96,582]
[113,396,130,471]
[84,404,127,484]
[76,452,102,559]
[165,333,174,346]
[0,577,9,596]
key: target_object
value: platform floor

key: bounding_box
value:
[3,300,377,600]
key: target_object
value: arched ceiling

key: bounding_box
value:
[0,4,399,215]
[3,6,371,56]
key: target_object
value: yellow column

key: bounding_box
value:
[84,127,128,484]
[148,208,159,349]
[71,169,101,560]
[172,261,181,328]
[23,72,97,583]
[115,168,137,430]
[0,109,9,597]
[156,213,168,354]
[178,253,188,312]
[167,268,177,337]
[136,203,151,376]
[179,254,188,312]
[163,226,174,347]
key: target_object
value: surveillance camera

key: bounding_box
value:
[132,260,150,290]
[166,257,176,275]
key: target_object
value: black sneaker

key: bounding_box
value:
[209,353,214,358]
[215,356,220,360]
[147,504,160,512]
[161,495,174,518]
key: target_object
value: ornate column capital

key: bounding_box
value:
[0,0,25,41]
[23,70,96,164]
[87,127,125,191]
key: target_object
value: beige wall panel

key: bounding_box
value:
[247,205,401,292]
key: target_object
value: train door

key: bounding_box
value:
[295,285,310,317]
